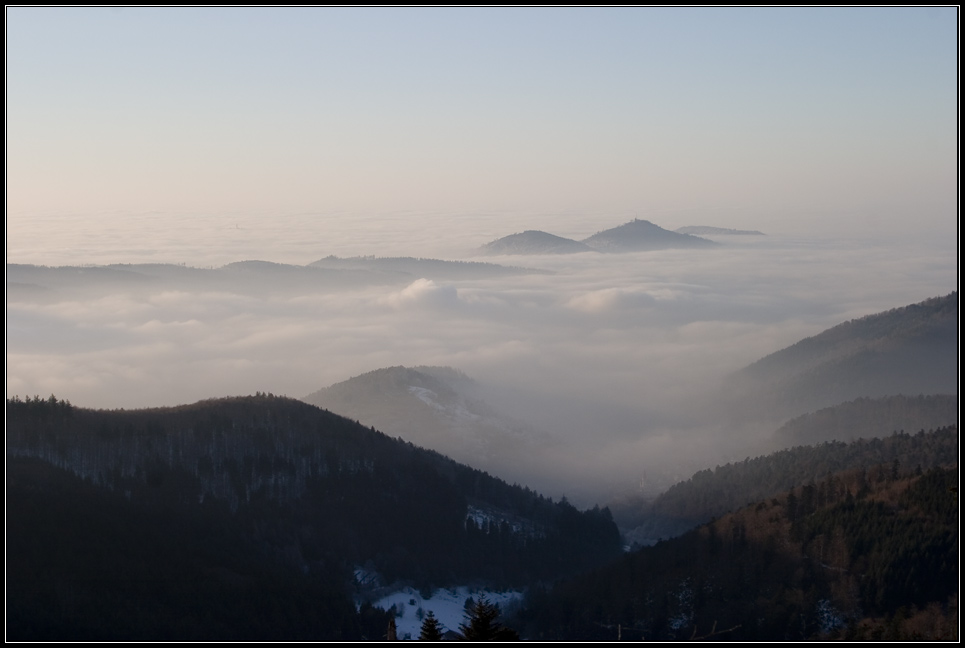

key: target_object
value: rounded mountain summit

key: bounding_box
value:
[478,230,594,255]
[478,219,716,255]
[581,219,717,252]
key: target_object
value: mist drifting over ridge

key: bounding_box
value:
[7,212,957,504]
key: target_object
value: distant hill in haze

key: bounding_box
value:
[675,225,765,236]
[773,394,959,446]
[302,366,550,486]
[727,292,958,421]
[478,231,594,255]
[581,219,717,252]
[473,219,717,256]
[7,257,545,301]
[7,261,395,299]
[307,255,548,280]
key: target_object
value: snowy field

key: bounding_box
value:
[370,584,524,640]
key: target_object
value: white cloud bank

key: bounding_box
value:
[6,229,956,502]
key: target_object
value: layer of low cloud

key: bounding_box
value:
[6,228,956,503]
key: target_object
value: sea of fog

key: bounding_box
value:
[6,210,957,503]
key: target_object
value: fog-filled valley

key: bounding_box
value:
[7,215,958,505]
[8,7,958,640]
[8,217,958,640]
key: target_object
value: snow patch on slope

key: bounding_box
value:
[370,585,523,640]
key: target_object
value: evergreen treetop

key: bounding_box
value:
[419,611,443,641]
[459,597,519,640]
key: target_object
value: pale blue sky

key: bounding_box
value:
[7,7,958,237]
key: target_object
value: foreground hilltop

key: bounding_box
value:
[524,454,958,640]
[8,394,621,640]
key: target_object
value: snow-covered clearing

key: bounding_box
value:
[370,585,523,640]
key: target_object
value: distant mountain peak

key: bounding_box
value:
[581,219,717,252]
[479,230,594,255]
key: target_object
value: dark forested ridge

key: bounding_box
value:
[613,427,958,543]
[7,395,621,640]
[521,463,959,640]
[8,395,957,640]
[7,456,362,641]
[727,292,958,420]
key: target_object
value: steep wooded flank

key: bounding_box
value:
[520,461,958,640]
[7,394,622,640]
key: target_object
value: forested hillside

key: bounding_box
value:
[728,292,957,420]
[7,395,621,640]
[521,463,958,640]
[8,456,364,641]
[613,427,957,542]
[774,394,958,446]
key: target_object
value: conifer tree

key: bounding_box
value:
[459,597,519,640]
[419,610,443,640]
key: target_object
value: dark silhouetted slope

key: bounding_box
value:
[612,426,958,545]
[7,456,363,641]
[7,395,622,617]
[523,461,959,640]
